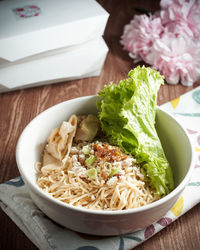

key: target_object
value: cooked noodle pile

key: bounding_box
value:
[36,114,160,210]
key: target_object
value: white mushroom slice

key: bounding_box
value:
[45,115,77,163]
[74,114,100,142]
[42,151,62,167]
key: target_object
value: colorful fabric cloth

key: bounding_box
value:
[0,86,200,250]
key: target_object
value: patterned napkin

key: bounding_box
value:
[0,86,200,250]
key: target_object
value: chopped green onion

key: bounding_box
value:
[82,145,90,155]
[104,162,112,171]
[109,168,119,178]
[85,155,96,167]
[87,168,97,179]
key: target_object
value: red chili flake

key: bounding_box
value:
[99,162,104,170]
[101,171,108,180]
[115,174,122,179]
[93,143,127,162]
[17,8,24,11]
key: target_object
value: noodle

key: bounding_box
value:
[36,114,160,211]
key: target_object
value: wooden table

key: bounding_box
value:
[0,0,200,249]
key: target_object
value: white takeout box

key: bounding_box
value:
[0,0,109,63]
[0,37,108,92]
[0,0,109,92]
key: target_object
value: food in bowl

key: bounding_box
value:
[16,66,194,235]
[35,66,174,211]
[36,114,160,210]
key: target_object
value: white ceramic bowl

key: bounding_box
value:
[16,96,195,236]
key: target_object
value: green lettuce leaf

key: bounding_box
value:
[97,66,174,196]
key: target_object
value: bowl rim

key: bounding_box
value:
[16,95,196,215]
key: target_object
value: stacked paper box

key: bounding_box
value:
[0,0,109,92]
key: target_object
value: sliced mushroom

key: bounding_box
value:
[45,115,77,163]
[74,114,100,142]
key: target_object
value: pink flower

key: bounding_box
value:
[159,0,200,38]
[121,0,200,85]
[145,33,200,86]
[121,14,164,62]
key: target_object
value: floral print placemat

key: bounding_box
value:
[0,86,200,250]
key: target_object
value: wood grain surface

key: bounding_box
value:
[0,0,200,249]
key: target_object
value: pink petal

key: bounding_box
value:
[187,129,198,134]
[144,224,155,239]
[197,135,200,146]
[157,217,173,226]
